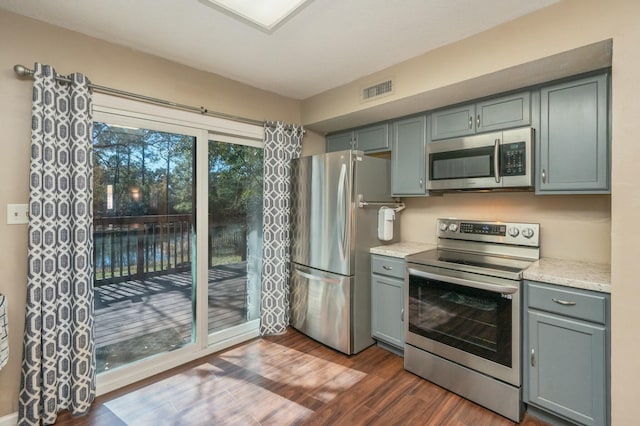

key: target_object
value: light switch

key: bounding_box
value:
[7,204,29,225]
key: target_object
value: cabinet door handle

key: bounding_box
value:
[531,348,535,367]
[552,298,577,306]
[468,116,473,129]
[419,178,423,188]
[382,265,393,270]
[476,114,481,128]
[541,169,546,184]
[401,308,404,322]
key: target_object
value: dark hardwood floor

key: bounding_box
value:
[56,329,550,425]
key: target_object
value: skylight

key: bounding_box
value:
[203,0,313,33]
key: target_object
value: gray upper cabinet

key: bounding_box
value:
[430,103,476,140]
[476,92,531,132]
[326,123,390,153]
[524,281,610,426]
[326,131,355,152]
[537,73,609,193]
[355,124,390,152]
[391,115,427,196]
[430,91,531,140]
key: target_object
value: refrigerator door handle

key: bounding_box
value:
[293,266,341,284]
[337,162,348,262]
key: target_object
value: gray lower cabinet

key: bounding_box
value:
[391,115,427,196]
[524,281,610,426]
[430,91,531,140]
[326,123,390,153]
[537,73,609,193]
[371,254,405,350]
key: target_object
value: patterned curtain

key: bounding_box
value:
[19,64,95,425]
[260,121,303,335]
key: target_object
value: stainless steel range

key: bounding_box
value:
[404,219,540,422]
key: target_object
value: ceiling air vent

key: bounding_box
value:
[362,79,393,101]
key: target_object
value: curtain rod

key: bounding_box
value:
[13,64,303,133]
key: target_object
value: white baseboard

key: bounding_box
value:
[0,412,17,426]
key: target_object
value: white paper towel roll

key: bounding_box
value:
[378,206,395,241]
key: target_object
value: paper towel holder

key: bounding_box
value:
[357,194,405,212]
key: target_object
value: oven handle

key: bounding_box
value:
[494,138,501,183]
[408,268,519,294]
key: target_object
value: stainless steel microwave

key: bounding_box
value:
[427,127,534,191]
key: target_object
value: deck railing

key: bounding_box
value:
[94,214,192,285]
[94,214,248,286]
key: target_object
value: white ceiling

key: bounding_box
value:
[0,0,559,100]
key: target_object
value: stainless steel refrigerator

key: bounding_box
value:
[289,150,398,354]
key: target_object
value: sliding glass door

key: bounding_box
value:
[93,121,196,373]
[91,96,264,392]
[207,139,263,339]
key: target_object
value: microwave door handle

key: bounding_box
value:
[408,268,518,294]
[494,139,501,183]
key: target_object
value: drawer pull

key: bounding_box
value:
[531,348,535,367]
[552,298,577,306]
[382,265,393,270]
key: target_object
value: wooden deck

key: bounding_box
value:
[95,262,249,372]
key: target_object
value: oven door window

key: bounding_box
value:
[430,146,495,180]
[408,273,512,367]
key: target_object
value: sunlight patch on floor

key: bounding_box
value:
[103,339,367,424]
[219,339,367,403]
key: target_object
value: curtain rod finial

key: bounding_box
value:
[13,64,32,78]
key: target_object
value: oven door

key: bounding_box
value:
[405,263,521,386]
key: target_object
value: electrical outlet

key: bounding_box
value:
[7,204,29,225]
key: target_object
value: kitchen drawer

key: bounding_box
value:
[527,281,607,324]
[371,255,405,279]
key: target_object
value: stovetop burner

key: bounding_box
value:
[406,219,541,281]
[406,248,535,280]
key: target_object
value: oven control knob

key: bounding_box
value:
[522,227,535,239]
[439,222,449,231]
[448,223,458,232]
[508,227,520,237]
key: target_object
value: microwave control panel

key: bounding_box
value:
[501,142,526,176]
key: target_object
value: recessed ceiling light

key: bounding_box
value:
[202,0,313,33]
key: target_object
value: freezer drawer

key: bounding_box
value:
[289,263,353,354]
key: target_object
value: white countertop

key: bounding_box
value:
[523,257,611,293]
[371,242,611,294]
[370,241,435,258]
